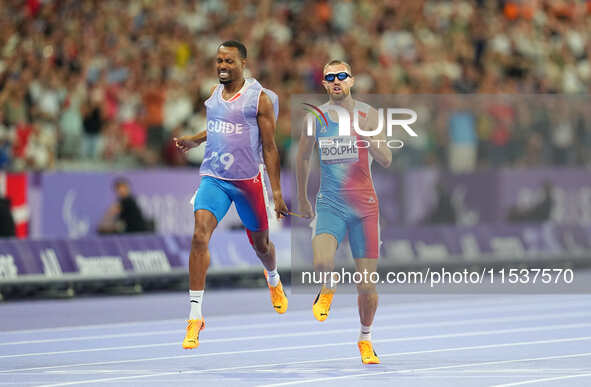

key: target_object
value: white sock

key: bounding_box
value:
[189,290,204,320]
[267,268,280,287]
[359,324,372,342]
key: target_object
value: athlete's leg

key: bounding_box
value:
[183,177,231,349]
[248,228,288,314]
[247,228,276,271]
[313,205,346,286]
[355,258,378,329]
[349,213,381,364]
[310,234,338,322]
[232,173,287,313]
[348,213,380,327]
[311,207,346,321]
[189,210,218,291]
[354,258,380,364]
[231,173,277,270]
[189,177,232,293]
[312,233,338,286]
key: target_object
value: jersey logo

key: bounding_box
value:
[207,119,244,135]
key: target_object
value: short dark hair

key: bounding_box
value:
[219,40,247,59]
[323,60,352,75]
[113,177,130,189]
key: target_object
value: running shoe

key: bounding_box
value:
[264,270,288,314]
[358,340,381,364]
[182,319,205,349]
[312,287,335,322]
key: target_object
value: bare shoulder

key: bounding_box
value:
[208,85,217,97]
[257,91,273,114]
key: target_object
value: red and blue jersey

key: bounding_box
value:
[315,101,379,219]
[312,100,381,258]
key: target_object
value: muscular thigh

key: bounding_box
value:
[347,214,380,259]
[192,176,232,224]
[230,172,269,232]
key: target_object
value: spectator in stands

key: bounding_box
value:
[550,101,576,166]
[0,110,13,169]
[2,80,28,127]
[98,178,152,234]
[82,86,104,160]
[1,0,591,171]
[142,76,167,164]
[99,121,127,164]
[58,95,84,160]
[448,98,477,172]
[24,121,56,170]
[487,101,515,167]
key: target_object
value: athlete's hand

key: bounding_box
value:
[174,136,200,152]
[298,198,314,219]
[273,193,289,220]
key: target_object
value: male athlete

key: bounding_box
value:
[296,60,392,364]
[175,40,289,349]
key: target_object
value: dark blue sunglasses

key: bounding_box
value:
[324,72,351,82]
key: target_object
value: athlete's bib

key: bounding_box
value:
[318,136,359,164]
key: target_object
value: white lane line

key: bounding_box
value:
[490,372,591,386]
[2,320,590,362]
[258,352,591,387]
[3,300,591,347]
[0,310,587,364]
[0,318,181,336]
[2,295,587,335]
[3,298,591,347]
[7,335,591,378]
[442,368,591,374]
[33,343,591,387]
[0,300,414,335]
[6,336,590,376]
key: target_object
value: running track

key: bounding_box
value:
[2,288,591,386]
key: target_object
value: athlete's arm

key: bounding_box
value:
[174,85,217,152]
[258,91,288,219]
[97,202,122,233]
[363,107,392,168]
[175,131,206,152]
[296,114,316,218]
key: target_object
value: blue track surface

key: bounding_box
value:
[2,289,591,386]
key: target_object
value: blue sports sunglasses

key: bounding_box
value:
[324,72,351,82]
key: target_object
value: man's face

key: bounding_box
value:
[322,64,354,101]
[115,183,130,199]
[216,46,245,85]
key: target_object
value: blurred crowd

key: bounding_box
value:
[400,95,591,171]
[1,0,591,171]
